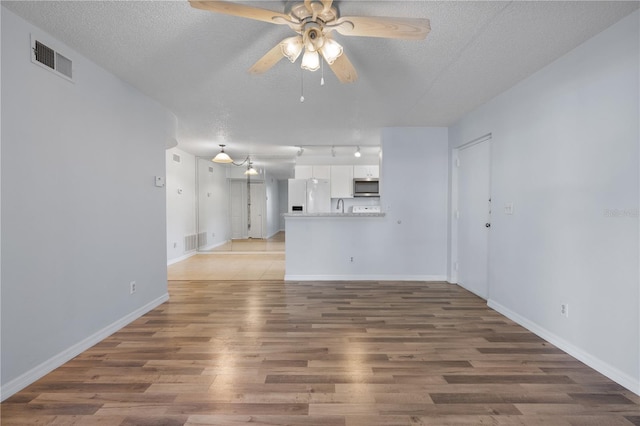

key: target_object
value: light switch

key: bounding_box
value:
[155,176,165,187]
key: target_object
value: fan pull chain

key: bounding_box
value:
[320,58,325,86]
[300,67,305,103]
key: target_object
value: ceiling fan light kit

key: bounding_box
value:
[281,36,304,63]
[301,50,321,71]
[189,0,430,84]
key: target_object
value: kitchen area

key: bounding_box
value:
[284,159,390,280]
[287,163,383,216]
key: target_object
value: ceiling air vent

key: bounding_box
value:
[173,154,181,163]
[31,35,73,81]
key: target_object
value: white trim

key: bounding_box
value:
[196,239,231,253]
[167,251,197,266]
[266,230,281,239]
[488,299,640,396]
[284,275,448,282]
[458,133,492,150]
[0,293,169,402]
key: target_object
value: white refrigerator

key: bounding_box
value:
[288,178,331,213]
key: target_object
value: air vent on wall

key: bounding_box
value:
[184,234,197,252]
[173,154,181,163]
[31,35,73,81]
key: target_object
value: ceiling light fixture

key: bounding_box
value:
[244,161,259,176]
[301,49,320,71]
[354,146,361,158]
[297,147,304,156]
[320,38,343,65]
[281,36,303,63]
[212,144,233,163]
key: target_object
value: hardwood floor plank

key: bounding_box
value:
[2,280,638,425]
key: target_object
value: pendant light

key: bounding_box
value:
[212,144,233,163]
[244,160,258,176]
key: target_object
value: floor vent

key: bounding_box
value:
[198,232,208,248]
[173,154,181,163]
[31,35,73,81]
[184,234,197,252]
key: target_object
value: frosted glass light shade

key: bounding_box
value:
[244,166,259,176]
[213,151,232,163]
[320,38,343,64]
[301,50,320,71]
[281,36,303,63]
[212,145,233,163]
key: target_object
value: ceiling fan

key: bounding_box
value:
[189,0,431,83]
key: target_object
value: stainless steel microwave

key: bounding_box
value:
[353,178,380,197]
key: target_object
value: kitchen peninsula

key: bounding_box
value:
[284,211,387,281]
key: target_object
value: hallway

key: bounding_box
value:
[167,232,285,281]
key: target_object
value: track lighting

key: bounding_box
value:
[354,146,361,158]
[297,147,304,156]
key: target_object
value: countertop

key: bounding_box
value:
[284,212,386,218]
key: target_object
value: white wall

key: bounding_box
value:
[197,158,231,249]
[449,10,639,394]
[1,8,172,399]
[166,148,196,263]
[286,127,449,280]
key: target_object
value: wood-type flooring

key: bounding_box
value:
[2,280,639,425]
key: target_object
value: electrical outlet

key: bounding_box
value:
[560,303,569,318]
[130,281,136,295]
[504,203,514,215]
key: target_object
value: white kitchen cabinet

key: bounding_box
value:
[295,165,331,179]
[353,165,379,179]
[330,165,354,198]
[312,165,331,179]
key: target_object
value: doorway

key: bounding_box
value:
[454,135,492,299]
[229,180,267,239]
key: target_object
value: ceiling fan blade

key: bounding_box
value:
[189,1,291,25]
[333,16,431,40]
[248,43,285,75]
[328,52,357,83]
[321,0,333,13]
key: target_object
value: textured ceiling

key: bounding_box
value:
[4,0,638,177]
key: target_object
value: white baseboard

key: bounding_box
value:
[167,251,197,265]
[488,299,640,396]
[197,239,230,252]
[0,293,169,402]
[284,274,448,282]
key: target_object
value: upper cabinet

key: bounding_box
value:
[353,165,379,179]
[330,165,354,198]
[294,165,331,179]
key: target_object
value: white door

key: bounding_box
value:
[248,182,265,239]
[457,139,491,299]
[230,180,246,239]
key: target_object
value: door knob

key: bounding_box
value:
[485,223,491,228]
